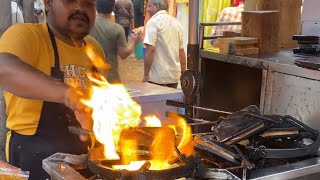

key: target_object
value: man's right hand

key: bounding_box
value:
[64,87,93,141]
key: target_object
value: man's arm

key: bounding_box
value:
[0,53,93,141]
[118,43,135,59]
[0,53,68,103]
[179,48,186,73]
[118,31,141,59]
[143,44,155,82]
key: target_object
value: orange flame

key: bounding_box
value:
[83,48,194,170]
[144,115,162,127]
[82,74,142,159]
[84,45,110,70]
[167,112,194,157]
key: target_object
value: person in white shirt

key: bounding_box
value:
[143,0,186,88]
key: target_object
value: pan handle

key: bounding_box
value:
[166,100,192,109]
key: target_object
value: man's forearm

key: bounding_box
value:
[144,46,155,77]
[118,42,136,59]
[0,53,68,103]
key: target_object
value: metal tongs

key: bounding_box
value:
[166,100,232,115]
[68,126,94,136]
[166,100,278,123]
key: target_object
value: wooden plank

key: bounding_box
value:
[217,37,258,45]
[217,37,259,56]
[241,11,280,54]
[236,47,259,56]
[244,0,258,11]
[257,0,302,48]
[223,31,241,38]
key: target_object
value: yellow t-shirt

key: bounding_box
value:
[0,23,105,135]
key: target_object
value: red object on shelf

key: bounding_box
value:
[233,0,243,7]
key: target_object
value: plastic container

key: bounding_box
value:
[134,41,144,60]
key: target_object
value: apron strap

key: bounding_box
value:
[46,23,64,80]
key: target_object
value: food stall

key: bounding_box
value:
[0,0,320,179]
[40,0,320,179]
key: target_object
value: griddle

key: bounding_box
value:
[294,57,320,70]
[212,106,272,145]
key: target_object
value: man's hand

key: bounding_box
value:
[64,87,93,141]
[142,75,149,82]
[131,30,142,45]
[75,110,93,141]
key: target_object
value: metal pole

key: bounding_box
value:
[0,0,11,161]
[186,0,200,132]
[23,0,39,23]
[187,0,199,71]
[188,0,199,45]
[0,0,12,36]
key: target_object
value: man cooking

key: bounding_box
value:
[0,0,105,179]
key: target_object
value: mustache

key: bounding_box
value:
[68,12,90,23]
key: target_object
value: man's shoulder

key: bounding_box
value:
[109,21,124,30]
[96,18,123,30]
[5,23,45,35]
[147,15,160,25]
[1,23,47,44]
[151,12,176,24]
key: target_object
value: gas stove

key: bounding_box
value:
[43,102,320,180]
[42,151,320,179]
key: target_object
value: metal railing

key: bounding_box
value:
[199,22,241,49]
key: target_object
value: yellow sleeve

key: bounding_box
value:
[0,24,40,66]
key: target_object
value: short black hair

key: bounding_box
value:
[96,0,115,14]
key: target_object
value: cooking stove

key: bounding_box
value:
[42,151,320,179]
[43,102,320,179]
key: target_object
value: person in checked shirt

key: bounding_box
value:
[211,2,244,45]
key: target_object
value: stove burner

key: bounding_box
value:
[87,146,197,180]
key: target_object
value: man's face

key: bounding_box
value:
[147,2,159,17]
[45,0,96,40]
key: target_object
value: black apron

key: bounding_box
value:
[8,24,89,180]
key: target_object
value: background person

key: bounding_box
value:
[90,0,141,83]
[114,0,135,41]
[143,0,186,88]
